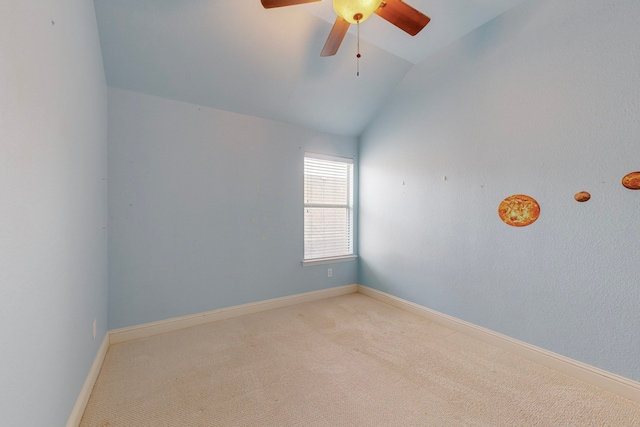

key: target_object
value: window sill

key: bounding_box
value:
[301,255,358,267]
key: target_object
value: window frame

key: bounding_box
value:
[302,152,356,266]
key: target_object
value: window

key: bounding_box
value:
[303,153,354,264]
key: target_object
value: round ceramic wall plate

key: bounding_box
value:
[622,172,640,190]
[498,194,540,227]
[574,191,591,202]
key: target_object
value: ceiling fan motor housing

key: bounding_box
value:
[333,0,382,24]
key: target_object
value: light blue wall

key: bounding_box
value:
[0,1,108,426]
[359,0,640,381]
[108,88,358,329]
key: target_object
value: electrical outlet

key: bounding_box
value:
[327,268,332,278]
[93,319,97,339]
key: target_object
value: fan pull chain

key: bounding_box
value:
[356,20,361,76]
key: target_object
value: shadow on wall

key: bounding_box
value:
[304,19,335,79]
[457,11,512,61]
[358,258,384,290]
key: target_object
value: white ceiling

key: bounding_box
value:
[94,0,524,136]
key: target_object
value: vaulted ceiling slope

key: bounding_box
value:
[94,0,524,137]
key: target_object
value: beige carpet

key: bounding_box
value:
[80,293,640,426]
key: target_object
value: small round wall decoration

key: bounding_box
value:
[622,172,640,190]
[498,194,540,227]
[574,191,591,202]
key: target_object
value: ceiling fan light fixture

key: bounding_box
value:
[333,0,381,24]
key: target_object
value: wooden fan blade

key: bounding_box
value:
[261,0,320,8]
[321,16,350,57]
[374,0,430,36]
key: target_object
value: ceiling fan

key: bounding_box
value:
[261,0,431,57]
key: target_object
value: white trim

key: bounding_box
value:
[110,284,358,345]
[66,333,109,427]
[302,255,357,266]
[357,285,640,404]
[304,151,354,164]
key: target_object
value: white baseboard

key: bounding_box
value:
[66,333,109,427]
[109,284,358,345]
[357,284,640,404]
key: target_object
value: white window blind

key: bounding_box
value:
[304,153,354,261]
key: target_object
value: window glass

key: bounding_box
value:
[304,153,354,261]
